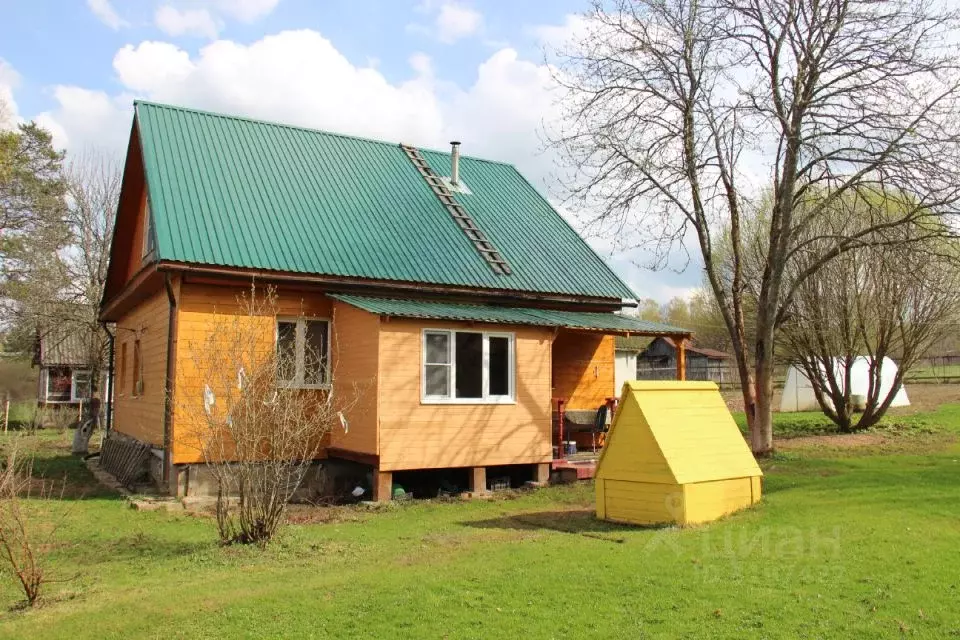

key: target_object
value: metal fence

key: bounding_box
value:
[637,356,960,388]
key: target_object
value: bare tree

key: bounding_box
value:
[179,285,359,546]
[782,216,960,431]
[0,441,69,607]
[60,151,120,394]
[3,149,119,418]
[551,0,960,453]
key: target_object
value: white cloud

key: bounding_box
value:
[409,1,483,44]
[0,59,21,129]
[155,6,221,39]
[215,0,281,23]
[87,0,128,30]
[34,86,131,151]
[435,2,482,43]
[527,14,591,50]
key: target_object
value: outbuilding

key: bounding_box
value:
[780,357,910,413]
[595,381,762,526]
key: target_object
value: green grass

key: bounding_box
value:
[733,403,960,440]
[0,411,959,639]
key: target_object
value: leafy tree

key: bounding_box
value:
[1,114,69,318]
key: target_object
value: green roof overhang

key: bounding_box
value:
[330,295,690,336]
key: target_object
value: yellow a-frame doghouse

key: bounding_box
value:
[595,381,762,526]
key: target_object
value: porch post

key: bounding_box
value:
[676,338,687,381]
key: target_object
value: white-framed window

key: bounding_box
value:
[71,370,92,402]
[422,329,515,404]
[276,317,330,388]
[45,367,72,402]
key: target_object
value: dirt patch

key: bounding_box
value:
[774,430,957,455]
[777,432,888,450]
[285,504,370,525]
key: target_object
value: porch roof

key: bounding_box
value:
[330,295,690,336]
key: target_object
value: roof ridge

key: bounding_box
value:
[133,100,515,167]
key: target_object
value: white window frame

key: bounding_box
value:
[421,329,516,405]
[43,367,73,403]
[276,317,331,389]
[71,370,93,402]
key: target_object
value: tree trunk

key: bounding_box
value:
[751,357,774,455]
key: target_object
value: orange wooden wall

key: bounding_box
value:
[329,301,380,455]
[376,318,554,471]
[552,330,616,410]
[113,279,617,471]
[171,283,335,465]
[112,289,170,446]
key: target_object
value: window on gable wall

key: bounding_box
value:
[142,202,156,258]
[119,342,127,394]
[133,339,143,396]
[276,318,330,388]
[422,330,514,404]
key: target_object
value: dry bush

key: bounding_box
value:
[0,442,68,607]
[179,284,359,546]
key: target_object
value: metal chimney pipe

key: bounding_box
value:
[450,141,461,186]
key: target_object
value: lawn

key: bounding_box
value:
[0,406,959,639]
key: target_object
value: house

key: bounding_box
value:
[99,101,691,499]
[638,337,732,383]
[33,324,109,408]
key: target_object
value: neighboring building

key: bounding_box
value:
[638,337,732,383]
[33,325,109,407]
[99,101,690,499]
[614,336,652,395]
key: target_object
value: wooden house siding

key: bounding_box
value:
[551,331,615,410]
[171,283,333,465]
[376,318,553,471]
[112,289,169,446]
[329,301,380,456]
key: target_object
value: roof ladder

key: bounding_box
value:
[400,143,512,276]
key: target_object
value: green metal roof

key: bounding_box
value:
[330,295,690,334]
[135,101,636,300]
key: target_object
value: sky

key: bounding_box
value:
[0,0,703,302]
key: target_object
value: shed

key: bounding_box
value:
[638,337,732,382]
[780,357,910,413]
[595,381,762,526]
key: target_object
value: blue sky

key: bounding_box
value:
[0,0,702,302]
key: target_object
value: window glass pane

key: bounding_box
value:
[425,364,450,397]
[489,337,510,396]
[276,321,297,382]
[304,320,329,385]
[47,367,72,402]
[455,332,483,398]
[425,332,449,364]
[133,340,142,395]
[73,371,92,400]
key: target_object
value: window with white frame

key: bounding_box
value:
[422,330,514,403]
[71,371,92,401]
[45,367,72,402]
[276,318,330,387]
